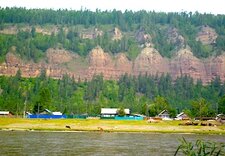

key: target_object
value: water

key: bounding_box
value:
[0,131,225,156]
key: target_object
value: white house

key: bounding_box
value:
[175,112,189,120]
[0,111,13,117]
[40,109,62,115]
[158,110,171,120]
[101,108,130,117]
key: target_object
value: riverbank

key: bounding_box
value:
[0,118,225,134]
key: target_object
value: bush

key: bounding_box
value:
[117,108,126,117]
[175,137,225,156]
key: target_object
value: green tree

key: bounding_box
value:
[31,26,36,38]
[218,95,225,114]
[149,96,171,117]
[117,107,126,117]
[15,69,22,81]
[191,98,212,118]
[70,88,85,114]
[33,87,52,113]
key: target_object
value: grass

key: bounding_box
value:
[0,118,225,134]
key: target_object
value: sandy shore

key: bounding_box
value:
[0,118,225,134]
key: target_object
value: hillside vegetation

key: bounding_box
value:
[0,8,225,116]
[1,7,225,62]
[0,72,224,116]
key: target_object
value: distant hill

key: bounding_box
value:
[0,8,225,83]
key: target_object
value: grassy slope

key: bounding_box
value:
[0,118,225,134]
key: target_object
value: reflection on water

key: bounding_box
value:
[0,131,225,156]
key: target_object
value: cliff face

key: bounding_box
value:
[167,27,185,48]
[86,46,132,79]
[135,28,152,44]
[133,47,169,76]
[112,27,123,40]
[46,48,78,64]
[196,25,218,45]
[0,51,69,79]
[0,46,224,84]
[169,49,207,81]
[205,54,225,82]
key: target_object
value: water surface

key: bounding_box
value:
[0,131,225,156]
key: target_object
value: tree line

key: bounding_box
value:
[0,71,224,117]
[1,8,225,30]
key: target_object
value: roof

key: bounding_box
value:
[158,110,169,116]
[0,111,10,115]
[216,114,225,117]
[176,112,185,118]
[44,109,52,113]
[26,112,32,115]
[101,108,130,115]
[133,114,146,117]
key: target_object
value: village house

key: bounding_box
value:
[157,110,172,120]
[175,112,189,120]
[216,114,225,121]
[0,111,13,117]
[27,109,65,119]
[100,108,130,118]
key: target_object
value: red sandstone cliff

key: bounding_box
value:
[0,46,224,84]
[134,47,169,76]
[169,48,207,81]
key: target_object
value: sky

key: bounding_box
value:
[0,0,225,15]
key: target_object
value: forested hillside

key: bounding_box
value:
[1,7,225,62]
[0,8,225,116]
[0,73,225,116]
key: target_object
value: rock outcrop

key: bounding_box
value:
[88,46,113,67]
[0,50,71,79]
[0,26,17,35]
[167,27,185,48]
[35,26,58,35]
[133,47,169,76]
[115,53,132,75]
[169,49,207,81]
[135,28,152,44]
[46,48,78,64]
[196,25,218,45]
[86,46,131,79]
[112,27,122,40]
[80,28,103,39]
[204,53,225,82]
[0,46,225,84]
[0,25,59,36]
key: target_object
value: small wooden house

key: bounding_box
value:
[158,110,170,120]
[216,114,225,121]
[0,111,13,117]
[175,112,189,120]
[27,109,65,119]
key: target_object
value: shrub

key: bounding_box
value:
[174,137,225,156]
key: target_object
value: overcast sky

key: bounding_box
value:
[0,0,224,15]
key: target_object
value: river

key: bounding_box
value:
[0,131,225,156]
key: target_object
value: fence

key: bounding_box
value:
[115,116,144,120]
[27,114,66,119]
